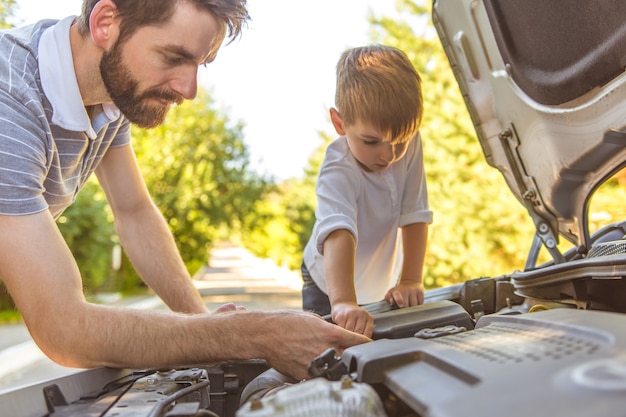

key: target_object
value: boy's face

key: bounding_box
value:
[330,108,409,172]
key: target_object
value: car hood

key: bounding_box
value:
[432,0,626,255]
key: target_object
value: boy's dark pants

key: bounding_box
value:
[301,262,331,316]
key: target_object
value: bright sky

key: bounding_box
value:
[14,0,397,181]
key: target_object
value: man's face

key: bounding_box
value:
[99,2,224,128]
[100,40,183,129]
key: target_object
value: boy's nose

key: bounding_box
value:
[381,144,394,162]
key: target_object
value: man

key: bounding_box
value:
[0,0,369,381]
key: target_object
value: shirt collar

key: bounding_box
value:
[38,16,120,138]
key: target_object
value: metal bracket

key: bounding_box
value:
[308,348,348,381]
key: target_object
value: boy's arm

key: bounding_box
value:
[323,229,374,337]
[385,222,429,307]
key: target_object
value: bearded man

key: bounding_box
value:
[0,0,369,381]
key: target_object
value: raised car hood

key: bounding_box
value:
[433,0,626,256]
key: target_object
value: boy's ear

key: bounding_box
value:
[329,108,346,135]
[89,0,120,50]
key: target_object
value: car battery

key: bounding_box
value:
[371,300,475,340]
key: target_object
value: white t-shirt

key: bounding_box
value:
[302,134,433,304]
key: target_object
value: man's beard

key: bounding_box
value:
[100,42,183,129]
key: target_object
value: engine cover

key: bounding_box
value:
[342,308,626,417]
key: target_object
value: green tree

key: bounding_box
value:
[0,0,16,29]
[56,179,118,296]
[241,131,334,271]
[132,88,270,274]
[240,183,302,269]
[55,180,144,297]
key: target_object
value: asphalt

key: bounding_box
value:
[0,245,303,392]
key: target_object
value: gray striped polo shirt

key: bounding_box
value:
[0,16,131,220]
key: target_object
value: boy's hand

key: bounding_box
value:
[331,302,374,338]
[384,281,425,308]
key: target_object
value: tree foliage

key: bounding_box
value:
[56,180,118,295]
[240,131,334,271]
[0,0,16,29]
[131,88,269,274]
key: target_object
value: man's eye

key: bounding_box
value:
[164,55,184,65]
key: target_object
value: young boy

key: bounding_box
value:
[302,44,433,338]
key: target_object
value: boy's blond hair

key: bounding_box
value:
[335,44,423,144]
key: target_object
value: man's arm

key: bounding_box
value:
[0,210,370,380]
[323,229,374,337]
[95,145,207,314]
[385,222,429,307]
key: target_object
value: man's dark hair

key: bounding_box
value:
[77,0,249,45]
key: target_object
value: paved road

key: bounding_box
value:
[0,245,303,393]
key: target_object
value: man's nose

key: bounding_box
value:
[170,67,199,100]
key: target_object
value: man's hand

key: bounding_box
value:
[260,310,371,380]
[330,302,374,338]
[384,281,425,308]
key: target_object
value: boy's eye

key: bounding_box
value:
[362,136,380,145]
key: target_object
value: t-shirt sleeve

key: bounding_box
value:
[109,117,131,148]
[0,90,49,215]
[312,149,361,255]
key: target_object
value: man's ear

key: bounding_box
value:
[329,108,346,136]
[89,0,120,49]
